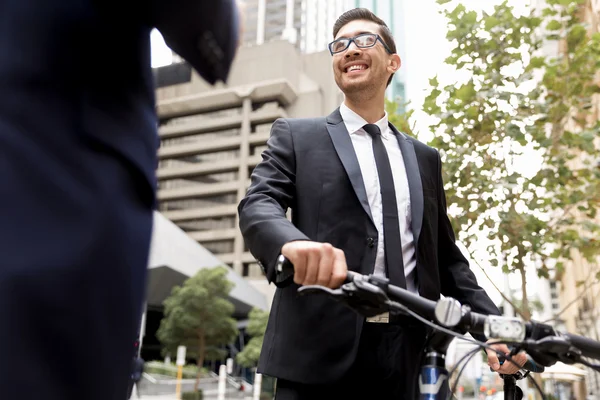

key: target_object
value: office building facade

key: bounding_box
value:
[531,0,600,396]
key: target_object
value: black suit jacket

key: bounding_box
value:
[238,108,501,384]
[0,2,238,399]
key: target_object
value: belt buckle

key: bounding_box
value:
[366,311,389,323]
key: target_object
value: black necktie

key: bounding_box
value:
[363,124,407,289]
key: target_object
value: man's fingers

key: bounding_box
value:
[486,349,501,371]
[283,245,307,285]
[303,250,319,285]
[281,241,346,287]
[316,243,334,287]
[330,248,348,288]
[498,362,519,375]
[486,343,527,375]
[498,353,527,374]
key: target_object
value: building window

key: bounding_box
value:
[202,240,234,255]
[250,144,268,156]
[159,193,238,211]
[177,216,237,232]
[157,172,239,191]
[161,128,241,148]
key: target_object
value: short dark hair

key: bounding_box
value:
[332,8,397,87]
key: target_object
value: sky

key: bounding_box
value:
[149,0,553,318]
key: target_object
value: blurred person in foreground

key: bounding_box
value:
[127,354,145,399]
[0,1,243,399]
[239,8,526,399]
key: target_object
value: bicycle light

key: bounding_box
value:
[434,298,462,327]
[484,316,526,341]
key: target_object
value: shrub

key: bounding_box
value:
[181,391,203,400]
[143,361,208,379]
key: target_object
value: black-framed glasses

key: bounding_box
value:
[328,33,392,55]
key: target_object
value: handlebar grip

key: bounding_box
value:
[274,255,295,286]
[565,332,600,361]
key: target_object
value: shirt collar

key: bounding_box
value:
[339,102,390,138]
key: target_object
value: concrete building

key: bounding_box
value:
[142,212,268,359]
[153,40,342,305]
[556,1,600,397]
[242,0,303,47]
[530,0,600,396]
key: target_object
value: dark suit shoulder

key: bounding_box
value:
[405,134,437,154]
[278,116,326,131]
[272,116,328,144]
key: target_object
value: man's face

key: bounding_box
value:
[331,20,399,96]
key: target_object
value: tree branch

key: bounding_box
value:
[463,246,528,320]
[546,202,578,230]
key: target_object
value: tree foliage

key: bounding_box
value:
[157,266,238,390]
[236,307,269,368]
[392,0,600,319]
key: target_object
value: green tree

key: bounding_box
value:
[157,266,238,391]
[236,308,269,368]
[393,0,600,320]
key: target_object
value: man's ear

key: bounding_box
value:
[388,54,401,74]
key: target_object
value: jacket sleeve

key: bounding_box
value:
[238,119,310,284]
[435,151,501,339]
[148,0,239,84]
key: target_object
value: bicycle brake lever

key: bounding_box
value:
[298,285,345,298]
[298,281,390,318]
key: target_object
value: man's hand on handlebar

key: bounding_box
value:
[486,342,527,375]
[281,241,348,288]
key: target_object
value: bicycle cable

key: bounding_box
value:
[526,373,546,399]
[385,299,547,399]
[449,346,481,395]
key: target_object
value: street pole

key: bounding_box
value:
[175,346,186,400]
[175,366,183,400]
[253,371,262,400]
[138,305,146,358]
[218,364,227,400]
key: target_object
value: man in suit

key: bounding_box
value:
[239,8,526,399]
[0,1,241,399]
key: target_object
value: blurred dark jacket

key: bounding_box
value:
[0,1,239,399]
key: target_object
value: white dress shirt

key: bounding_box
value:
[339,102,418,294]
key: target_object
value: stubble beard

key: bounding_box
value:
[340,78,379,104]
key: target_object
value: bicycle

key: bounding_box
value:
[276,260,600,400]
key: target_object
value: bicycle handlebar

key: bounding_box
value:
[277,259,600,369]
[361,271,600,363]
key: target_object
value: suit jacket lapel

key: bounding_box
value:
[326,108,375,226]
[390,124,424,249]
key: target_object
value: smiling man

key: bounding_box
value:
[238,8,524,399]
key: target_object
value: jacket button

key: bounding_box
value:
[367,237,375,248]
